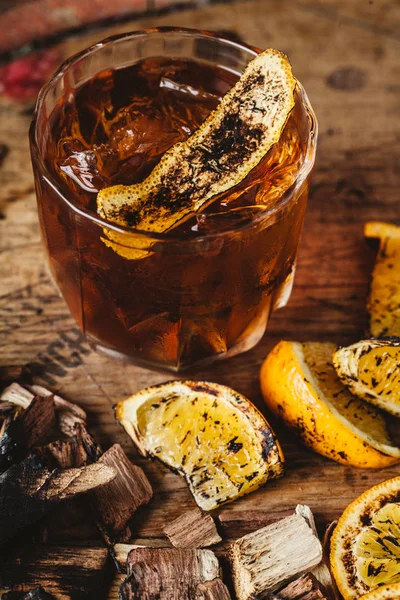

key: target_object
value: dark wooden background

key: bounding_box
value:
[1,0,400,597]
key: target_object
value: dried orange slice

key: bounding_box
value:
[330,477,400,600]
[115,380,284,511]
[260,341,400,468]
[333,339,400,417]
[365,221,400,337]
[97,49,296,258]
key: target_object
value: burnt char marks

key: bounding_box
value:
[187,382,219,397]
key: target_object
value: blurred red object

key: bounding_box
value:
[0,48,60,102]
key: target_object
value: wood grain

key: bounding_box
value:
[1,1,400,598]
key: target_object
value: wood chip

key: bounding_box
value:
[1,382,35,409]
[2,587,56,600]
[0,395,56,471]
[295,506,339,600]
[0,545,109,599]
[0,456,116,543]
[230,510,323,600]
[218,509,293,538]
[91,443,152,541]
[28,384,87,437]
[0,365,23,389]
[113,542,169,572]
[36,424,102,469]
[195,579,232,599]
[120,547,221,599]
[271,573,328,599]
[0,383,87,437]
[164,508,222,548]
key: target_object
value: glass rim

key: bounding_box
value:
[30,26,318,243]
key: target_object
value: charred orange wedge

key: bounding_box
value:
[333,339,400,417]
[97,49,296,259]
[330,477,400,599]
[115,380,284,511]
[365,222,400,337]
[260,341,400,468]
[359,583,400,600]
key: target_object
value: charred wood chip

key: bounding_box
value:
[90,444,152,541]
[164,508,221,548]
[0,546,109,599]
[0,456,115,543]
[120,547,220,599]
[0,396,56,471]
[270,573,328,599]
[195,579,232,599]
[0,587,56,599]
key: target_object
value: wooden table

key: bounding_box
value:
[1,0,399,597]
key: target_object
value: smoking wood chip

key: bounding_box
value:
[0,456,116,543]
[229,510,323,600]
[195,579,232,599]
[164,508,222,548]
[271,573,327,599]
[0,395,56,471]
[0,545,109,599]
[91,443,153,541]
[120,547,221,599]
[97,48,296,259]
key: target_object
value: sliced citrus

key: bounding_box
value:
[333,339,400,417]
[97,48,296,258]
[115,380,284,511]
[260,341,400,468]
[359,583,400,600]
[330,477,400,600]
[365,221,400,337]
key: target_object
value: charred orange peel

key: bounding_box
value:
[97,48,296,259]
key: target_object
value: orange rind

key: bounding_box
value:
[330,477,400,599]
[365,221,400,337]
[260,341,400,468]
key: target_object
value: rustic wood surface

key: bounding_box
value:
[1,0,400,597]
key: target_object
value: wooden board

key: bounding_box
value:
[1,0,400,597]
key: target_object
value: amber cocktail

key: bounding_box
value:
[30,28,317,371]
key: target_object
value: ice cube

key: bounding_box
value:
[58,139,107,193]
[160,77,222,103]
